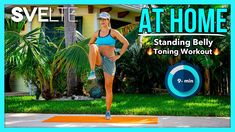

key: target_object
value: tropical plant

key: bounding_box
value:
[5,18,90,100]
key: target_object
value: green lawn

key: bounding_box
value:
[5,94,230,117]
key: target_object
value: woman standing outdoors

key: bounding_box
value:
[87,12,129,120]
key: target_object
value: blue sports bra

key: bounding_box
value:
[96,29,116,47]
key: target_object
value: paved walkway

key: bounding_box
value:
[5,113,230,128]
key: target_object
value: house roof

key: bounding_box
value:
[113,4,142,13]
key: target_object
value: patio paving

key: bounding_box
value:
[5,113,230,128]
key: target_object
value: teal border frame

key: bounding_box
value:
[1,0,234,131]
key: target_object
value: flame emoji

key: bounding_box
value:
[213,48,220,56]
[147,48,153,56]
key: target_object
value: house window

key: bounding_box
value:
[110,19,130,29]
[42,16,83,41]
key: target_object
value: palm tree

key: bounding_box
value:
[5,17,90,100]
[5,18,53,99]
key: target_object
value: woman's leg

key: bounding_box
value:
[103,72,114,112]
[88,44,102,70]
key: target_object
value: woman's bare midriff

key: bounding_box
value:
[98,45,115,58]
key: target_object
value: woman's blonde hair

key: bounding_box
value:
[108,19,111,28]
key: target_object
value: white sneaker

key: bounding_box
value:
[88,71,96,80]
[105,111,111,120]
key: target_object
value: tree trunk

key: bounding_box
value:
[168,57,174,65]
[42,78,53,100]
[204,68,210,95]
[168,55,181,65]
[64,5,78,96]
